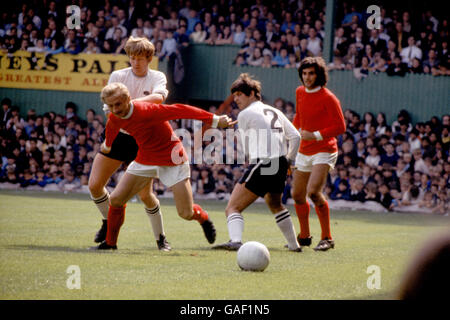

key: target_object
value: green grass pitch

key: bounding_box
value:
[1,190,448,300]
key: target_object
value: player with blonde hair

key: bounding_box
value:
[88,36,172,251]
[90,82,234,250]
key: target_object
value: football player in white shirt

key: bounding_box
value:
[212,73,302,252]
[88,37,171,251]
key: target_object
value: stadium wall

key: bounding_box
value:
[1,44,449,123]
[172,44,449,124]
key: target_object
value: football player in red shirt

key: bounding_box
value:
[90,82,234,250]
[291,57,346,251]
[88,37,171,251]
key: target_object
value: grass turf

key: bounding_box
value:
[0,190,448,300]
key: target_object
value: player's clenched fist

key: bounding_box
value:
[217,115,237,128]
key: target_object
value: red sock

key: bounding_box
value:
[294,202,311,239]
[192,203,208,224]
[106,205,126,246]
[315,201,332,240]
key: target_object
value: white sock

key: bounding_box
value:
[275,209,300,250]
[227,212,244,243]
[145,205,165,241]
[91,189,109,220]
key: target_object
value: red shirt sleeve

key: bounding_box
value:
[104,116,120,149]
[141,102,215,126]
[318,93,346,139]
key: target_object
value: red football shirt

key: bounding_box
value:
[292,86,346,155]
[104,101,215,166]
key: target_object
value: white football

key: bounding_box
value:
[237,241,270,272]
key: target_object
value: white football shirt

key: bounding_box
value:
[237,100,300,162]
[103,67,168,113]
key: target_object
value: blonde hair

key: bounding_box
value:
[101,82,130,103]
[124,36,155,58]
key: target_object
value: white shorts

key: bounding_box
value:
[294,152,338,172]
[126,161,191,188]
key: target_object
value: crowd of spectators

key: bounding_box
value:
[0,1,448,75]
[1,95,449,215]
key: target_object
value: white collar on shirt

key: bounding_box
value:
[305,86,322,93]
[121,102,134,119]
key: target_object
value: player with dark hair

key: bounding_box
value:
[90,82,234,250]
[291,57,346,251]
[88,37,172,251]
[212,73,302,252]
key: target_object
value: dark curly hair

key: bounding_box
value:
[297,56,329,87]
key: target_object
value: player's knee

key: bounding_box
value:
[109,195,125,208]
[88,179,104,196]
[291,188,306,203]
[225,204,240,216]
[307,191,322,203]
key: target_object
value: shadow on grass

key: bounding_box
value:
[4,244,95,253]
[3,244,222,257]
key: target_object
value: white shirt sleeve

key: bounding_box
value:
[313,131,323,141]
[278,110,301,162]
[150,71,169,100]
[210,115,219,128]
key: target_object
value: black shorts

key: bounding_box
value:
[100,131,138,164]
[239,156,289,197]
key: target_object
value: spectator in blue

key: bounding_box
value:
[186,9,200,35]
[65,119,78,140]
[272,47,289,67]
[281,12,296,33]
[19,169,37,188]
[174,25,190,47]
[240,12,251,29]
[342,5,362,27]
[34,169,49,187]
[333,167,349,191]
[24,115,36,137]
[249,7,266,31]
[46,38,64,55]
[233,23,245,45]
[330,179,351,200]
[380,143,399,167]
